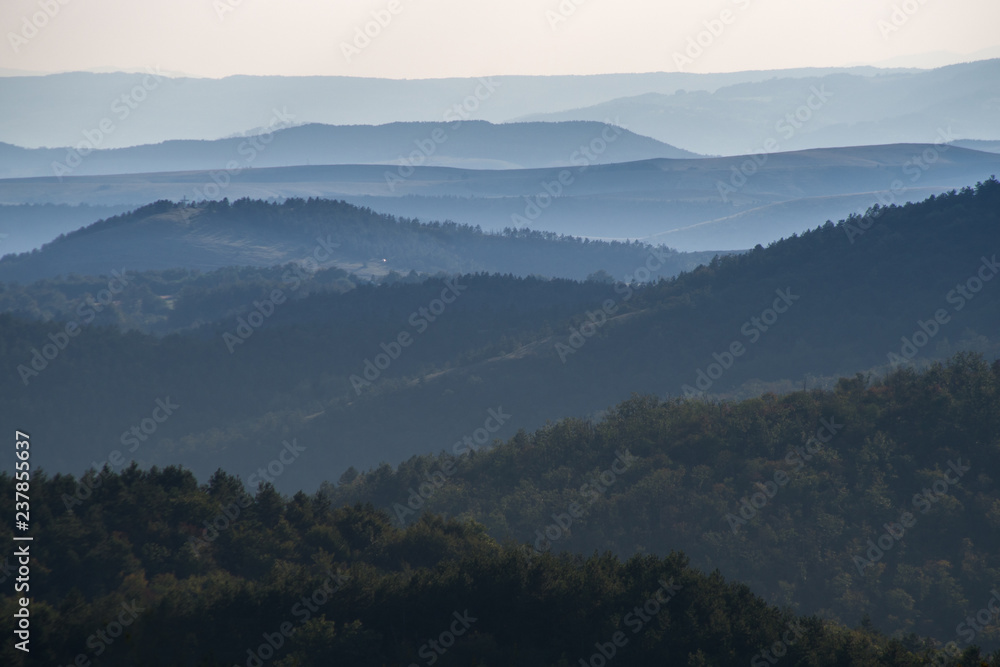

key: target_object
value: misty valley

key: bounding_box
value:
[1,18,1000,667]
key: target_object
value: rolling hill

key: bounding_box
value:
[0,473,943,666]
[3,180,1000,655]
[0,198,723,284]
[2,144,997,251]
[1,178,997,496]
[0,121,699,179]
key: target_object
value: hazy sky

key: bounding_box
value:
[2,0,999,78]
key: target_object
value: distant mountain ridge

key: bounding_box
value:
[0,121,698,179]
[2,143,997,252]
[0,66,917,149]
[0,198,723,284]
[951,139,1000,154]
[516,59,1000,155]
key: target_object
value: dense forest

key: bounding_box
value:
[0,467,985,666]
[0,180,998,494]
[321,354,1000,649]
[0,263,360,335]
[2,357,1000,664]
[2,180,999,664]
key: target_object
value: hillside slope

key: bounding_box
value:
[0,474,946,666]
[0,198,721,283]
[321,356,1000,650]
[0,179,997,498]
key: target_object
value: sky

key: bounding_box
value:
[1,0,999,79]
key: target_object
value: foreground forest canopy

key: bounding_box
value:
[2,356,999,665]
[320,354,1000,651]
[0,476,985,666]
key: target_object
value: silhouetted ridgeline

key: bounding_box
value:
[0,197,721,283]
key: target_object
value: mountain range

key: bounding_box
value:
[0,198,723,284]
[0,121,698,179]
[0,65,920,150]
[1,60,996,158]
[3,178,997,495]
[516,59,1000,155]
[6,0,1000,657]
[3,143,997,252]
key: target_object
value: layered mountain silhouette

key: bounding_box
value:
[0,65,920,149]
[0,121,698,179]
[2,179,997,493]
[0,198,722,283]
[517,59,1000,154]
[4,143,997,251]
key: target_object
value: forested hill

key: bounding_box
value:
[0,197,721,283]
[1,357,998,665]
[324,354,1000,650]
[0,469,960,666]
[1,180,999,498]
